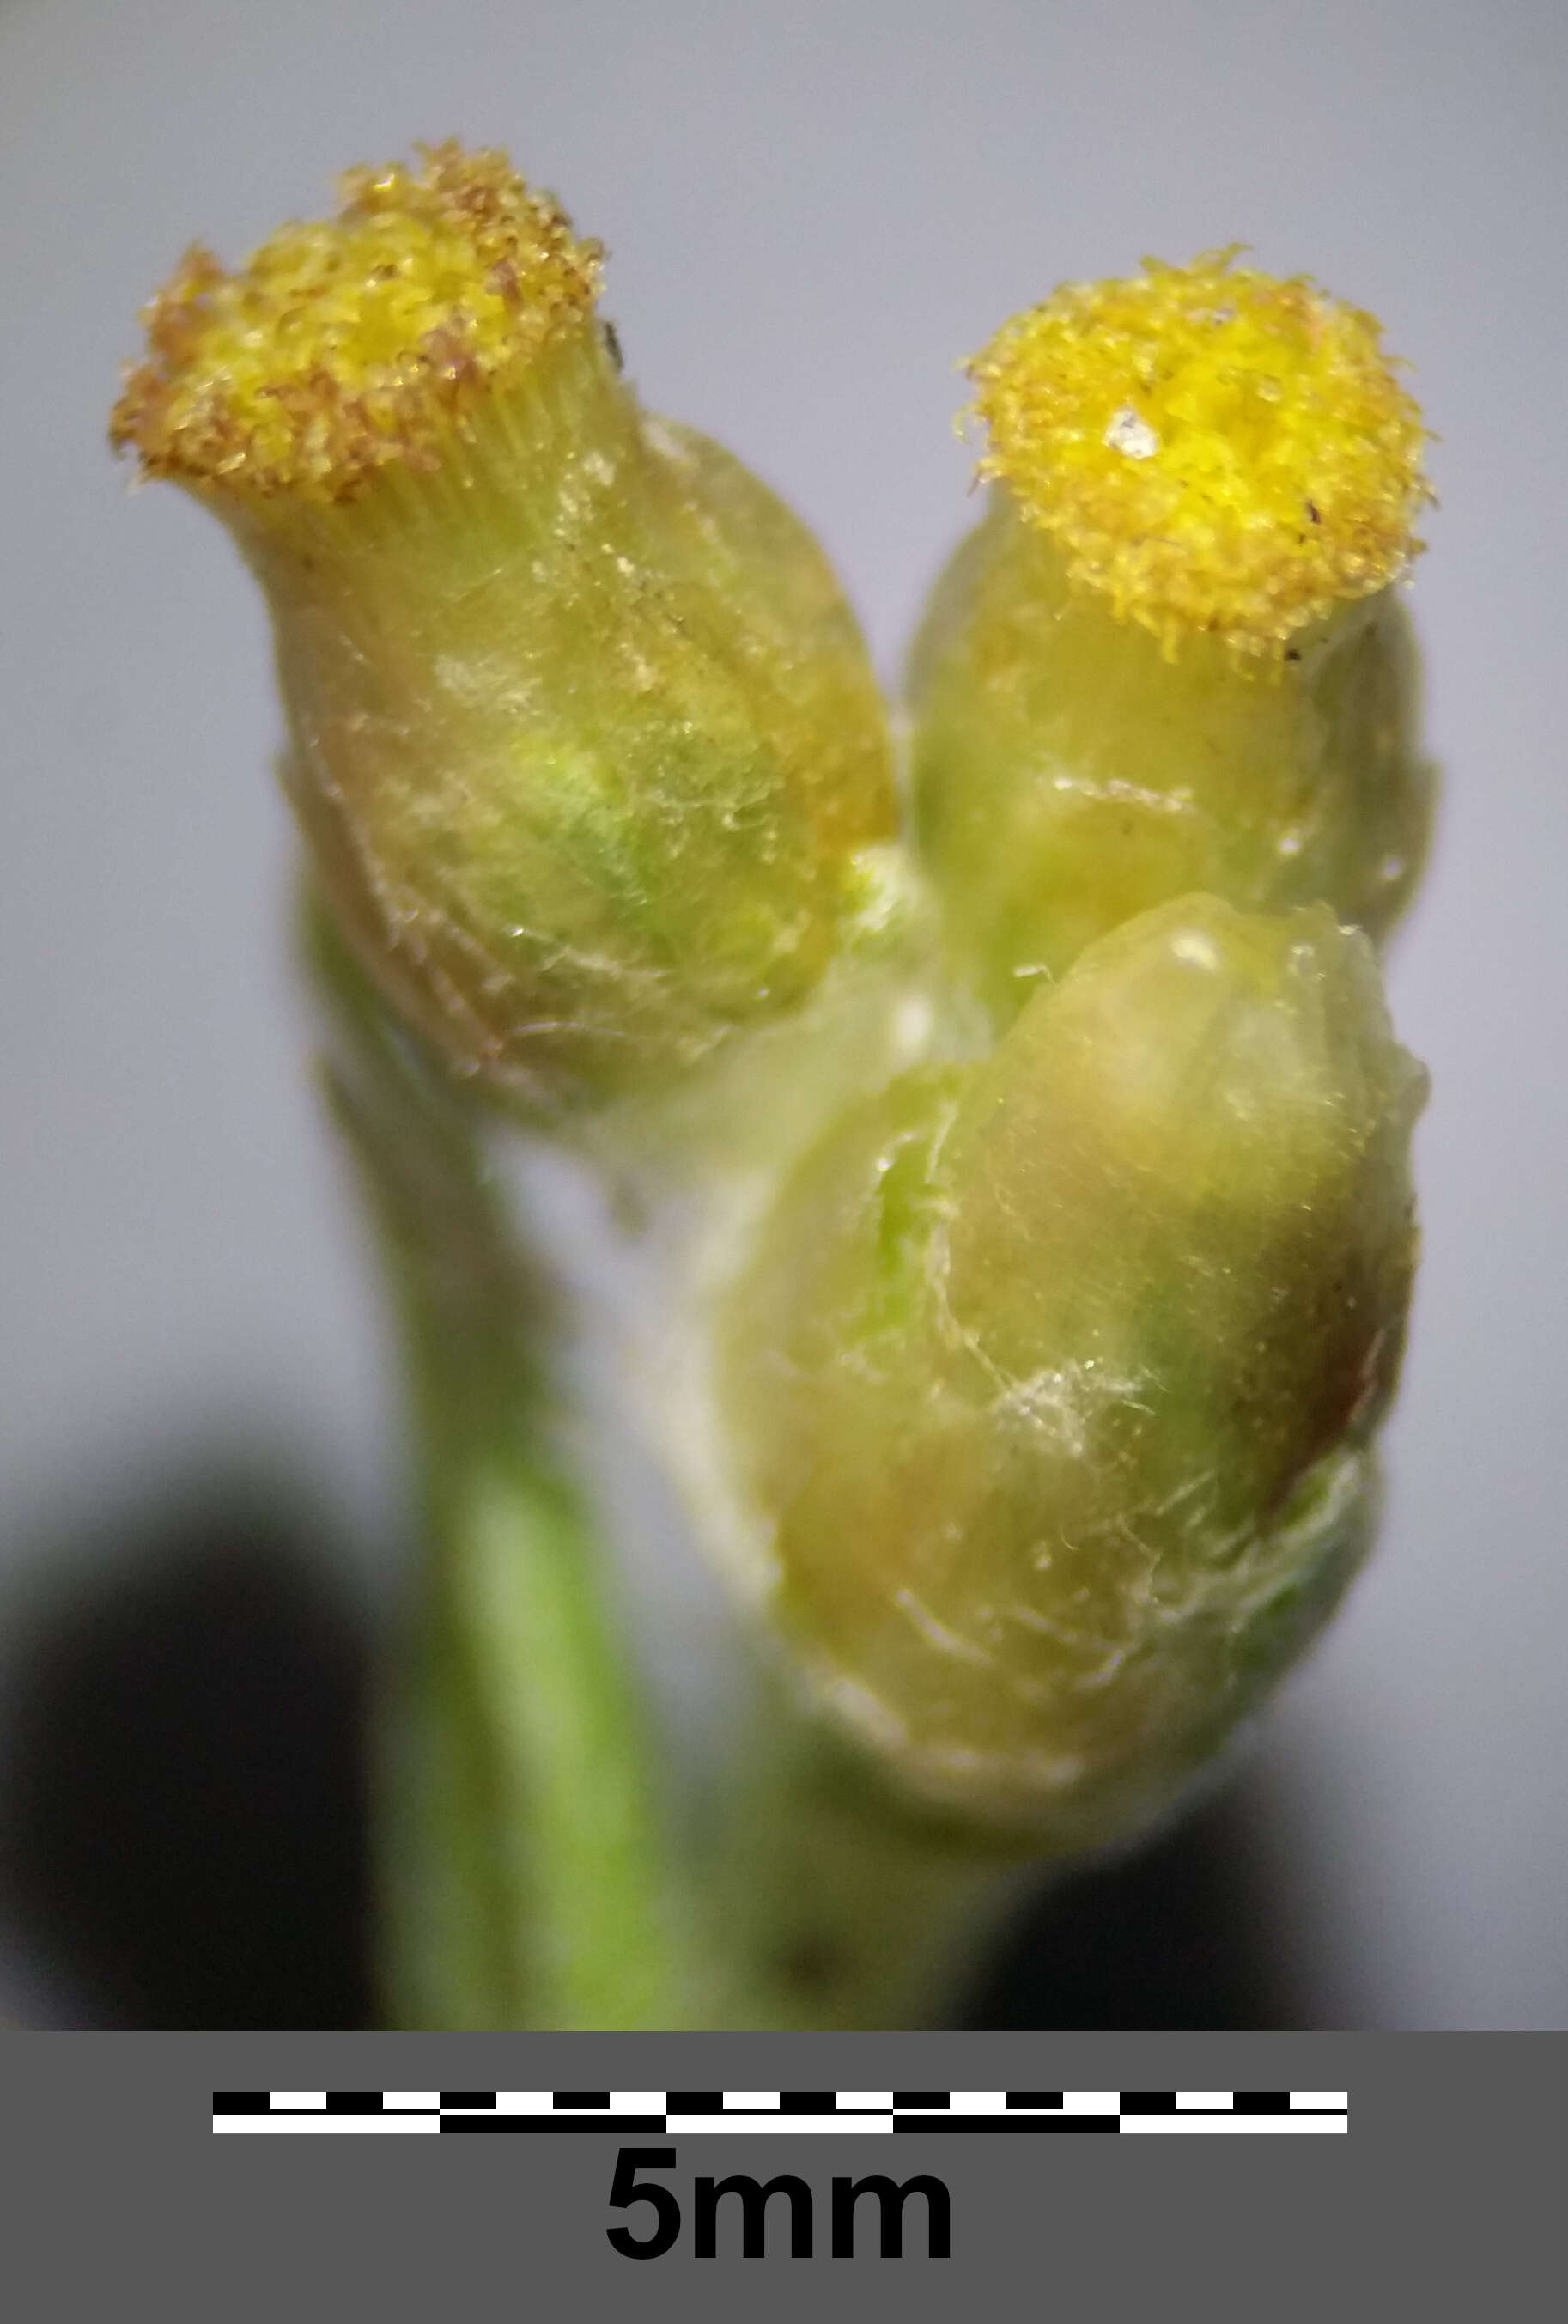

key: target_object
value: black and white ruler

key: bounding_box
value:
[213,2088,1346,2135]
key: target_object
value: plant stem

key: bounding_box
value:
[310,905,687,2029]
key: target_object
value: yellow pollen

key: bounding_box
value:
[967,248,1431,659]
[109,141,604,501]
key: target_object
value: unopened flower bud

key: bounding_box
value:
[909,251,1436,1025]
[721,894,1425,1842]
[111,143,896,1106]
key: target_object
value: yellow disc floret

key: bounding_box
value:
[109,141,603,501]
[968,248,1431,659]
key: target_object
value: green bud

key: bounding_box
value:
[721,894,1426,1842]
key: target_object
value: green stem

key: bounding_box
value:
[696,1670,1030,2028]
[309,904,685,2029]
[436,1447,676,2027]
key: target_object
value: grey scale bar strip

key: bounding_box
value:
[212,2088,1348,2133]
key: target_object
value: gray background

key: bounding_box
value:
[2,0,1564,2027]
[13,2033,1558,2312]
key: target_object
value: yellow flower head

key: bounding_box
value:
[967,248,1431,659]
[109,141,603,502]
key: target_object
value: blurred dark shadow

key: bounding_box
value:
[963,1786,1310,2029]
[0,1464,1310,2030]
[0,1467,374,2029]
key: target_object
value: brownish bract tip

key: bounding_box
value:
[109,140,603,502]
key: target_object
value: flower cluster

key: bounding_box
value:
[113,145,1431,1855]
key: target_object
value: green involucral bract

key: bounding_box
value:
[222,324,896,1109]
[722,894,1426,1841]
[908,498,1434,1026]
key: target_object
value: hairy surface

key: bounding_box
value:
[723,897,1425,1837]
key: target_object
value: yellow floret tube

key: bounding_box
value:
[909,251,1435,1026]
[112,144,897,1110]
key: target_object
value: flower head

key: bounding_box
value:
[110,141,602,502]
[968,248,1431,658]
[107,143,896,1110]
